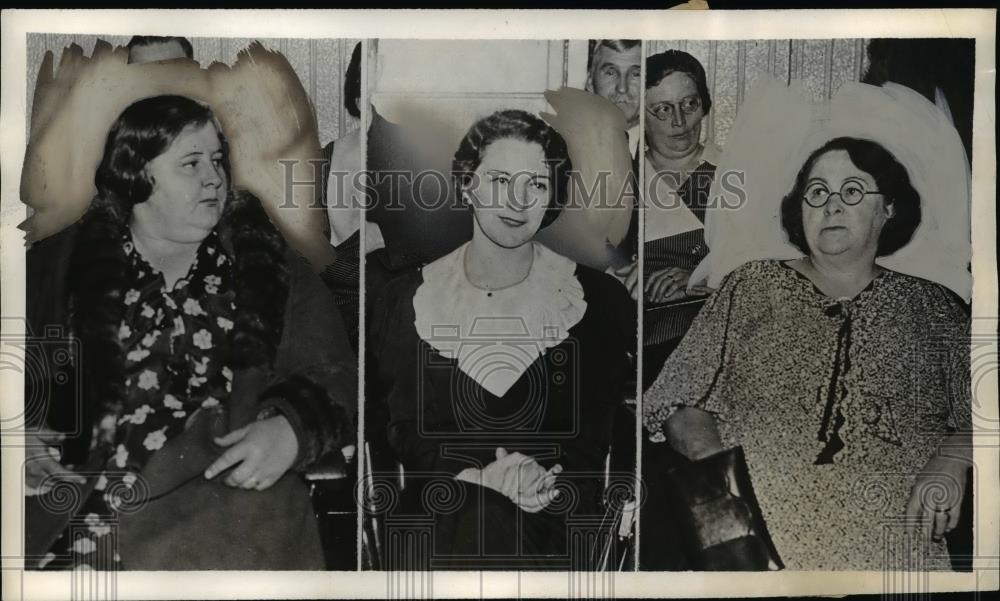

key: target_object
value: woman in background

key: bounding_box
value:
[617,50,721,389]
[630,50,723,570]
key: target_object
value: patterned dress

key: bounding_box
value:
[41,230,235,570]
[643,260,971,571]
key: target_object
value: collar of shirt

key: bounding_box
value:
[627,125,640,159]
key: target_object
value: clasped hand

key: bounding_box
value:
[615,262,714,303]
[204,415,299,491]
[455,448,562,513]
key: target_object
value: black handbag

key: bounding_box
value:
[654,276,781,570]
[661,445,784,571]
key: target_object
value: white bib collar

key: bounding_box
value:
[413,241,587,397]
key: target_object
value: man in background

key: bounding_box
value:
[586,39,642,157]
[126,35,193,63]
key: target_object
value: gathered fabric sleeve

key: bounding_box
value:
[897,280,974,438]
[368,272,472,477]
[259,249,358,471]
[946,319,973,433]
[642,262,756,441]
[925,284,974,434]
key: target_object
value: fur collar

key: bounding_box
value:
[68,191,290,422]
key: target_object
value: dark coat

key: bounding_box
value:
[25,191,356,569]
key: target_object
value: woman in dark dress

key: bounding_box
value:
[368,109,636,570]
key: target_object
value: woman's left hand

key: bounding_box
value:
[645,267,692,303]
[904,452,970,543]
[203,416,299,491]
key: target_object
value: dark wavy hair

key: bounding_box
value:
[452,109,572,229]
[344,41,362,120]
[646,50,713,115]
[94,95,230,214]
[780,137,921,257]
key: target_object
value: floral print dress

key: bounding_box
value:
[41,230,236,570]
[643,260,971,571]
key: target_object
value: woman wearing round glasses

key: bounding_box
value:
[643,101,972,571]
[625,50,723,390]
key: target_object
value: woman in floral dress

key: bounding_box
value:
[643,135,972,570]
[24,95,356,570]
